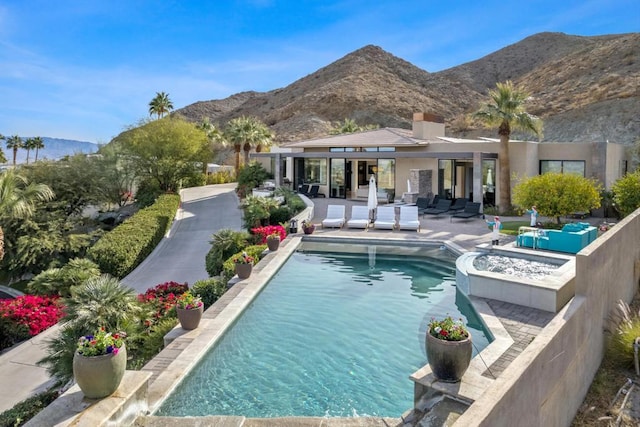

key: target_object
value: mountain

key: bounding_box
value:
[173,32,639,145]
[3,137,99,165]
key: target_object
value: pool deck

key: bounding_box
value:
[20,195,603,426]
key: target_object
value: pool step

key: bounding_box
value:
[134,415,405,426]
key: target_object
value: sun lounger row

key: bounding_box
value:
[320,205,420,231]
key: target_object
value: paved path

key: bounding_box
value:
[0,184,241,413]
[122,183,242,293]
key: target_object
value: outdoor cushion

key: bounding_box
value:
[373,206,396,230]
[398,206,420,231]
[346,205,370,229]
[322,205,346,228]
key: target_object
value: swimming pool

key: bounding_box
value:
[157,242,490,418]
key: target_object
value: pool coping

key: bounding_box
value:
[141,233,513,420]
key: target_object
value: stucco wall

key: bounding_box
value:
[455,207,640,426]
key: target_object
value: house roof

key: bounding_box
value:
[282,127,421,148]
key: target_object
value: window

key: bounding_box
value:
[303,159,327,184]
[540,160,585,176]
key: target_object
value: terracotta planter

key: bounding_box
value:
[266,237,280,251]
[302,225,315,235]
[425,329,472,383]
[177,304,204,330]
[235,263,252,279]
[73,344,127,399]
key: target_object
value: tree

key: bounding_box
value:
[0,169,54,260]
[5,135,23,165]
[512,172,601,224]
[197,118,228,173]
[24,137,37,164]
[474,81,543,213]
[224,116,273,174]
[94,144,138,208]
[611,170,640,217]
[148,91,174,119]
[0,134,7,164]
[32,136,45,162]
[113,117,209,192]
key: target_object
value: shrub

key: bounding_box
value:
[0,387,60,427]
[137,281,187,327]
[251,225,287,244]
[236,162,270,193]
[87,194,180,278]
[206,170,235,185]
[612,170,640,217]
[182,172,206,188]
[126,317,178,370]
[27,258,101,297]
[222,244,267,282]
[0,317,30,351]
[192,278,227,308]
[205,229,251,277]
[0,295,64,337]
[135,178,163,208]
[268,206,292,225]
[609,300,640,369]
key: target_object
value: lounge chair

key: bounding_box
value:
[298,184,310,195]
[423,199,452,216]
[450,202,483,222]
[307,184,325,198]
[373,206,396,230]
[322,205,346,228]
[426,194,440,209]
[448,198,469,212]
[398,206,420,231]
[416,197,431,216]
[346,205,370,229]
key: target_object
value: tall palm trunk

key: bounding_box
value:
[243,143,251,167]
[498,121,512,213]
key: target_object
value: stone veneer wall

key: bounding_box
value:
[454,207,640,426]
[410,169,432,199]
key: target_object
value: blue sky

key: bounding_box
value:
[0,0,637,143]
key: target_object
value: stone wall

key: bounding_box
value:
[454,207,640,426]
[410,169,433,199]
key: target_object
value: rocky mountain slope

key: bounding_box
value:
[174,32,639,145]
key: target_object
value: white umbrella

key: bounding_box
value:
[407,179,412,193]
[487,168,493,186]
[367,175,378,222]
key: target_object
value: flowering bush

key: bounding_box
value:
[428,316,469,341]
[137,282,189,328]
[251,225,286,244]
[0,295,65,336]
[76,327,126,357]
[176,291,203,310]
[233,252,254,265]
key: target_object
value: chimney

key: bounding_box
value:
[412,112,445,139]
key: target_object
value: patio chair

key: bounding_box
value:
[398,206,420,231]
[450,202,483,222]
[298,184,310,195]
[307,184,325,198]
[346,205,370,229]
[448,198,469,212]
[322,205,346,228]
[423,199,452,216]
[373,206,396,230]
[416,197,431,216]
[426,194,440,209]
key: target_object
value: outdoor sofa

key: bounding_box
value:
[517,222,598,254]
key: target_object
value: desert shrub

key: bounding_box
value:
[87,194,180,278]
[182,172,207,188]
[236,162,270,193]
[609,300,640,369]
[27,258,101,297]
[241,195,281,230]
[221,244,267,282]
[205,229,251,277]
[192,278,227,308]
[268,206,292,225]
[612,170,640,217]
[206,170,235,184]
[135,178,163,208]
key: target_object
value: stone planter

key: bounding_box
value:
[176,305,204,330]
[73,344,127,399]
[266,236,280,251]
[235,263,252,279]
[425,329,472,383]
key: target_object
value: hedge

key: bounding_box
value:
[221,244,267,282]
[87,194,180,278]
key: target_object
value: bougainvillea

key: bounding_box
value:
[137,281,188,329]
[0,295,65,336]
[251,225,287,244]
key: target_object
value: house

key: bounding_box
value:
[253,113,630,208]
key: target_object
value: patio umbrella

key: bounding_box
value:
[486,168,493,186]
[367,175,378,222]
[407,179,412,193]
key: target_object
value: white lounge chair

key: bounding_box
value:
[346,205,370,229]
[373,206,396,230]
[321,204,346,228]
[398,205,420,231]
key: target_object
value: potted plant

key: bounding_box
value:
[252,225,286,251]
[175,290,204,330]
[301,219,315,235]
[73,327,127,398]
[234,251,255,279]
[425,316,472,383]
[266,232,281,251]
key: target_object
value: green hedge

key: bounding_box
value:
[222,245,267,282]
[192,278,227,308]
[87,194,180,278]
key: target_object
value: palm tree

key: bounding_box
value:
[5,135,23,165]
[224,116,273,174]
[0,135,6,164]
[24,137,37,164]
[330,118,361,135]
[198,118,228,172]
[148,91,174,119]
[474,81,543,213]
[0,169,55,260]
[32,136,45,162]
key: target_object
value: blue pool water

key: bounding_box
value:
[157,243,490,418]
